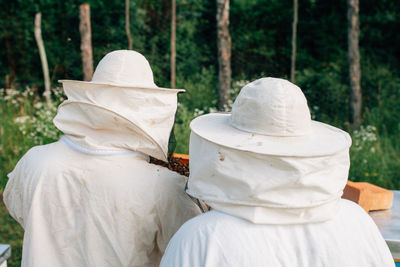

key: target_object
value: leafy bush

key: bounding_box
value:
[296,61,349,126]
[0,88,64,188]
[349,125,400,189]
[176,66,218,111]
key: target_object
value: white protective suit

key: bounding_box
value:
[161,201,394,267]
[160,78,394,267]
[3,50,202,267]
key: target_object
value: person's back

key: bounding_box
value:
[5,137,199,266]
[160,78,394,267]
[3,50,202,267]
[161,200,393,267]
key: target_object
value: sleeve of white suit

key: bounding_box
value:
[155,173,203,253]
[160,227,203,267]
[3,152,29,228]
[160,214,228,267]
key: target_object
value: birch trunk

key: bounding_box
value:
[125,0,133,50]
[79,3,93,81]
[171,0,176,88]
[290,0,298,83]
[216,0,231,111]
[34,13,51,104]
[348,0,362,128]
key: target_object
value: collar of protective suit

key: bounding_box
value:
[53,81,179,161]
[187,132,350,224]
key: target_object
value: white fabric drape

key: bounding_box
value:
[4,137,201,267]
[187,132,349,224]
[161,200,394,267]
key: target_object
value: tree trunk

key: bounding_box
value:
[34,13,51,104]
[125,0,133,50]
[216,0,231,111]
[170,0,176,88]
[290,0,298,83]
[4,31,16,88]
[347,0,362,128]
[79,3,93,81]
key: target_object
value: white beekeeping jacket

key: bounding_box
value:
[161,200,394,267]
[160,121,394,267]
[3,79,202,267]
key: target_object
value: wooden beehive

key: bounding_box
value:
[342,181,394,212]
[150,153,190,176]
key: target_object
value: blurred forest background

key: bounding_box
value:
[0,0,400,265]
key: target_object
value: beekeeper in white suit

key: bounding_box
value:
[3,50,203,267]
[160,77,394,267]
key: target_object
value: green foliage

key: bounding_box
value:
[0,88,64,189]
[174,104,194,154]
[296,60,349,125]
[361,63,400,134]
[173,67,218,153]
[177,67,217,110]
[349,126,400,189]
[231,0,292,77]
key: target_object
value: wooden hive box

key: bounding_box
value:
[342,181,394,212]
[171,153,189,165]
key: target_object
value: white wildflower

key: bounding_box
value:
[193,108,205,117]
[5,88,19,97]
[34,102,43,109]
[209,107,218,113]
[14,116,31,124]
[352,125,377,151]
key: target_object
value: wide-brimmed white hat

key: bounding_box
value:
[54,50,183,161]
[59,50,184,92]
[191,77,351,156]
[186,77,352,224]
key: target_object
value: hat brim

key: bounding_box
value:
[190,113,351,157]
[58,80,185,93]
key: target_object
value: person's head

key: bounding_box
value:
[186,77,352,224]
[54,50,183,161]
